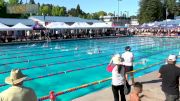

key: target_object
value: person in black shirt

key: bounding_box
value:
[158,54,180,101]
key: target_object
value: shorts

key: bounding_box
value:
[164,92,179,101]
[124,66,133,72]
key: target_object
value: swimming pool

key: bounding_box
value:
[0,37,179,101]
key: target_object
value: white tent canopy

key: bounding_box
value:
[70,22,91,29]
[46,22,70,29]
[0,23,11,31]
[91,22,112,28]
[11,23,32,30]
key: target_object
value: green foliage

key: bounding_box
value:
[0,2,112,19]
[0,0,5,17]
[139,0,179,23]
[97,11,107,16]
[51,6,60,16]
[0,0,4,7]
[86,13,93,19]
[8,0,19,5]
[19,0,22,4]
[39,4,52,15]
[29,0,35,4]
[165,0,176,18]
[108,12,114,16]
[68,8,77,16]
[68,4,83,17]
[175,0,180,16]
[76,4,82,16]
[92,13,99,19]
[138,0,163,24]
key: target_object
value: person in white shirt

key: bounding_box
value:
[0,69,37,101]
[122,46,135,85]
[111,54,126,101]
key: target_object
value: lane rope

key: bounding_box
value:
[0,43,179,75]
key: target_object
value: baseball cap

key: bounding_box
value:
[167,54,177,61]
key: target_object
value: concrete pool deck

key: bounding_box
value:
[73,64,180,101]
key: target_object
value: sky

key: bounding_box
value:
[23,0,139,16]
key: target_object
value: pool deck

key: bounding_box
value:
[73,64,180,101]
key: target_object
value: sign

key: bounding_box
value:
[6,4,39,14]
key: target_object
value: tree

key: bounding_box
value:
[92,13,99,19]
[68,8,77,16]
[97,11,107,16]
[61,6,67,16]
[175,0,180,16]
[76,4,82,16]
[0,0,5,17]
[161,0,179,19]
[52,6,60,16]
[29,0,35,4]
[59,7,66,16]
[9,0,19,4]
[108,12,114,16]
[166,0,177,18]
[19,0,23,4]
[40,5,51,16]
[90,11,107,19]
[86,13,93,19]
[138,0,163,24]
[0,0,4,7]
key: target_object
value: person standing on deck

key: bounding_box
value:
[158,54,180,101]
[122,46,135,85]
[111,54,126,101]
[0,69,37,101]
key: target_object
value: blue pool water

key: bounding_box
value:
[0,37,180,101]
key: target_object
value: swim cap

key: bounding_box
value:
[125,46,131,51]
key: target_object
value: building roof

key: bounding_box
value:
[0,18,35,26]
[29,16,102,23]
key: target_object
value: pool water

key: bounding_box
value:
[0,37,179,101]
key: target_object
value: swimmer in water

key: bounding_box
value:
[42,43,48,48]
[31,44,36,46]
[141,58,147,64]
[98,46,101,54]
[87,48,94,55]
[75,46,78,50]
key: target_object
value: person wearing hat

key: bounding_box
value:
[122,46,135,85]
[0,69,37,101]
[111,54,127,101]
[158,54,180,101]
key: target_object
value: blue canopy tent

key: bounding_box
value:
[32,23,45,30]
[159,24,178,29]
[140,23,152,29]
